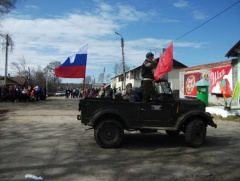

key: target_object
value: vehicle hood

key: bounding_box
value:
[175,98,205,112]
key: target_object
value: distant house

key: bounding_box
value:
[225,40,240,58]
[179,40,240,106]
[0,76,27,86]
[111,65,142,90]
[225,40,240,80]
[111,59,187,97]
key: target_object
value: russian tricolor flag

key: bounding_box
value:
[55,43,88,78]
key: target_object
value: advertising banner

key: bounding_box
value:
[184,72,201,97]
[210,65,232,94]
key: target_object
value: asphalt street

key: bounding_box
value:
[0,97,240,181]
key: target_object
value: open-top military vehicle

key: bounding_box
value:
[77,79,217,148]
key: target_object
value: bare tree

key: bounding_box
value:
[85,75,92,84]
[0,33,14,53]
[0,0,17,15]
[10,58,60,92]
[113,62,130,75]
[113,63,120,75]
[125,64,130,72]
[47,61,60,73]
[105,73,111,83]
[98,73,104,83]
[44,61,62,92]
[11,56,28,80]
[45,61,61,84]
[31,66,46,87]
[1,0,19,51]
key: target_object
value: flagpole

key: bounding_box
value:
[82,77,86,96]
[231,81,240,106]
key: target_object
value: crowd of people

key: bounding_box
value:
[64,86,120,99]
[65,83,143,102]
[0,84,121,102]
[0,85,47,102]
[0,83,144,103]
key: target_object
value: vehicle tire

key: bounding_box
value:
[185,119,207,147]
[139,129,158,133]
[165,130,180,137]
[94,119,124,148]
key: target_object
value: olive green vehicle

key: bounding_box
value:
[77,80,217,148]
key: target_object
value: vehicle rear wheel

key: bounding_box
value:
[165,130,180,137]
[185,119,207,147]
[94,119,124,148]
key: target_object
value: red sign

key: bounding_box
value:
[184,73,201,97]
[210,65,232,93]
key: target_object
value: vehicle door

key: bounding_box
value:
[139,81,177,127]
[140,101,174,127]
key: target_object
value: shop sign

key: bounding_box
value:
[210,65,232,94]
[184,72,201,97]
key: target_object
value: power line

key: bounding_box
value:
[173,0,240,42]
[2,1,239,60]
[129,0,240,54]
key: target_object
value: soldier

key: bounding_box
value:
[141,52,159,102]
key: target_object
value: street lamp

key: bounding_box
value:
[115,32,126,90]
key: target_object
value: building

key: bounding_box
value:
[111,59,187,97]
[226,40,240,80]
[0,76,26,86]
[179,40,240,106]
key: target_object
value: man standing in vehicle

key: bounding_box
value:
[141,52,158,102]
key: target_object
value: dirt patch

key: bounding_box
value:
[0,97,240,181]
[213,114,240,122]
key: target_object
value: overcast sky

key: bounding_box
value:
[0,0,239,83]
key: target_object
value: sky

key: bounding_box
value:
[0,0,239,83]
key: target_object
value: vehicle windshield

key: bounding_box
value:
[156,81,172,94]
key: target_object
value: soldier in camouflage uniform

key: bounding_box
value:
[141,52,159,102]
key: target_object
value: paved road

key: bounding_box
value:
[0,97,240,181]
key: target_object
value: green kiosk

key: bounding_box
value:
[194,79,211,106]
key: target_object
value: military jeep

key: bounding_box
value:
[77,79,217,148]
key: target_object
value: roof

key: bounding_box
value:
[172,59,187,68]
[194,79,211,86]
[0,76,26,85]
[225,40,240,58]
[179,59,237,72]
[11,76,26,85]
[112,58,187,78]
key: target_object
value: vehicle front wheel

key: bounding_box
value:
[185,119,207,147]
[94,119,124,148]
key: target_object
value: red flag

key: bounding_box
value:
[219,79,232,98]
[154,42,173,80]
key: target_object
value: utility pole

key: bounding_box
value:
[103,67,105,83]
[4,34,9,85]
[115,32,126,90]
[28,67,31,86]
